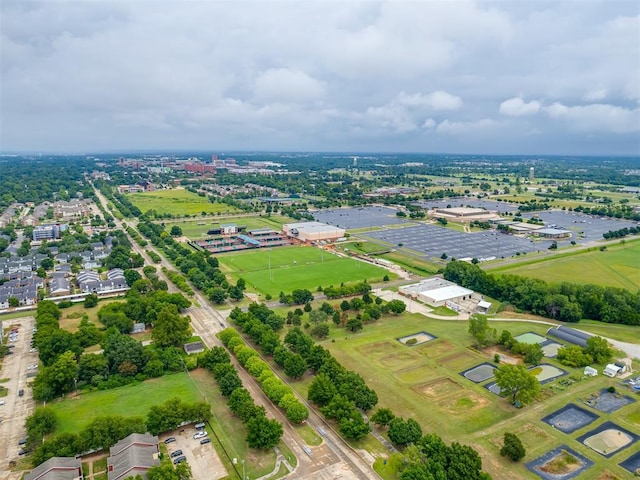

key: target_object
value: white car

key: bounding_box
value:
[193,431,207,440]
[0,400,5,406]
[27,364,38,370]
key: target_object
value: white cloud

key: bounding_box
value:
[436,119,495,134]
[422,118,437,129]
[583,88,608,101]
[397,91,463,111]
[499,97,541,116]
[543,102,640,133]
[253,68,326,104]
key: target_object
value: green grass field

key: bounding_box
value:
[489,241,640,290]
[50,373,203,433]
[218,246,394,296]
[127,189,240,217]
[289,313,636,480]
[163,214,293,239]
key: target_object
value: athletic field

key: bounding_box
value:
[489,241,640,290]
[218,246,393,296]
[127,188,240,217]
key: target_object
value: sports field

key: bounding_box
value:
[489,241,640,290]
[127,189,240,217]
[218,246,393,296]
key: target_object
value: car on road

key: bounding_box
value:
[164,437,176,444]
[0,400,5,406]
[193,431,207,440]
[200,438,211,445]
[173,456,187,464]
[170,449,183,458]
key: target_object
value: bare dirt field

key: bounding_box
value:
[413,377,463,398]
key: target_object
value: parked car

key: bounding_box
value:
[173,456,187,465]
[18,438,27,445]
[170,449,183,458]
[0,400,5,406]
[193,431,207,440]
[18,389,24,397]
[164,437,176,444]
[200,438,211,445]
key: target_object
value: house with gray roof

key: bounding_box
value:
[24,456,83,480]
[107,433,159,480]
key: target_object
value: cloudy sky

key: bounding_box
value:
[1,0,639,155]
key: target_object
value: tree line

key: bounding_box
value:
[444,261,639,325]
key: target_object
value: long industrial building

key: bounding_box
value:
[282,221,345,243]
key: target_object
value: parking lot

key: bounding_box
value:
[160,426,227,480]
[521,210,639,242]
[313,206,409,229]
[0,316,37,470]
[363,223,543,261]
[414,198,520,214]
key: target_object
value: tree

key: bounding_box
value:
[209,287,228,304]
[346,318,363,332]
[37,329,82,366]
[387,299,406,315]
[151,305,191,348]
[102,332,146,374]
[308,373,338,406]
[339,412,371,440]
[170,225,183,236]
[83,293,98,308]
[370,407,395,427]
[388,417,422,446]
[500,432,526,461]
[522,343,544,366]
[556,345,593,368]
[291,289,314,305]
[124,269,142,286]
[246,415,283,449]
[8,296,19,307]
[308,310,328,325]
[468,314,492,349]
[585,336,613,364]
[78,354,109,383]
[310,323,329,339]
[494,364,540,405]
[26,407,58,445]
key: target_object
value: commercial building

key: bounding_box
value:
[33,224,68,241]
[282,221,345,243]
[399,278,474,307]
[431,207,500,222]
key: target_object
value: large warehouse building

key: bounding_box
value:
[283,221,346,243]
[399,278,474,307]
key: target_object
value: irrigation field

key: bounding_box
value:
[489,241,640,290]
[127,188,240,217]
[218,246,393,296]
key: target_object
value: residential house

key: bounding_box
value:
[107,433,160,480]
[24,456,83,480]
[49,277,71,297]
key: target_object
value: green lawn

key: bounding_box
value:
[218,246,394,296]
[163,215,293,239]
[50,373,203,433]
[127,189,240,217]
[488,240,640,290]
[291,314,635,480]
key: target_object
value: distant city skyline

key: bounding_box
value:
[1,1,639,156]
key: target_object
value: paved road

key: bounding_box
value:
[94,185,380,480]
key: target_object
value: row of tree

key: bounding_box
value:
[444,261,640,325]
[199,346,284,449]
[217,329,309,424]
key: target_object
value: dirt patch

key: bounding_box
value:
[438,351,479,370]
[412,377,463,398]
[597,471,622,480]
[436,391,489,414]
[420,340,456,358]
[393,365,438,384]
[490,423,550,450]
[539,450,582,475]
[357,341,397,357]
[584,429,633,455]
[378,352,417,369]
[484,346,521,365]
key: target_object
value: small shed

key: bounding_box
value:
[603,364,621,378]
[132,323,146,334]
[583,366,598,377]
[184,341,205,355]
[476,300,492,313]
